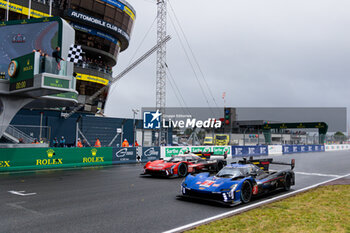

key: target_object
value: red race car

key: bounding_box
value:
[142,154,226,178]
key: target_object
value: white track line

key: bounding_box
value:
[295,171,341,178]
[163,173,350,233]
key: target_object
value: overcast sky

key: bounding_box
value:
[104,0,350,129]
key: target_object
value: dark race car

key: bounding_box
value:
[178,158,295,206]
[12,33,26,43]
[142,153,226,178]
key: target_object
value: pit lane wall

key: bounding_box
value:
[0,147,113,172]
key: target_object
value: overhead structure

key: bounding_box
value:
[262,122,328,144]
[156,0,167,110]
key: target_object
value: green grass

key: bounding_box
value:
[187,185,350,233]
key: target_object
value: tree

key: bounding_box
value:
[333,131,347,142]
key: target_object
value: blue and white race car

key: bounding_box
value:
[178,158,295,206]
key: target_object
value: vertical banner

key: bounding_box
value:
[141,147,161,162]
[112,147,137,164]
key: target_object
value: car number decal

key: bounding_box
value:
[200,180,215,187]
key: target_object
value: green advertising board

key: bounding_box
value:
[50,92,78,100]
[43,76,70,89]
[0,147,113,172]
[9,52,36,91]
[164,146,231,158]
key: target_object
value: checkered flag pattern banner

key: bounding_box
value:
[67,45,83,63]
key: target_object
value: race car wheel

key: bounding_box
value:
[178,163,188,177]
[216,161,225,172]
[241,181,252,204]
[284,174,291,191]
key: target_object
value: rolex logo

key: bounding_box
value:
[27,60,30,65]
[91,148,97,156]
[47,149,55,158]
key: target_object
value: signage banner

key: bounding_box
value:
[268,145,283,155]
[75,73,109,85]
[0,0,50,18]
[43,76,70,89]
[141,147,160,162]
[70,23,119,45]
[232,146,268,157]
[162,146,231,158]
[282,145,293,154]
[0,147,113,172]
[325,144,350,151]
[100,0,135,20]
[50,92,78,100]
[283,145,325,154]
[66,10,130,42]
[113,147,137,164]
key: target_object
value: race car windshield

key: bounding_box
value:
[216,136,227,140]
[215,167,248,178]
[168,156,187,162]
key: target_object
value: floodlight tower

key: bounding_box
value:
[156,0,167,145]
[156,0,167,110]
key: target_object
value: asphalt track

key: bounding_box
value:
[0,151,349,233]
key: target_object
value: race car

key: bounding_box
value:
[12,33,26,43]
[142,153,226,178]
[178,158,295,206]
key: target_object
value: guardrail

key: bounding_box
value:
[5,125,35,143]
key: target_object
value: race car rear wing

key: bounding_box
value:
[194,151,228,160]
[237,158,295,171]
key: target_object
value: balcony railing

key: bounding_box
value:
[39,56,68,76]
[75,62,112,75]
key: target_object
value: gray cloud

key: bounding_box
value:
[105,0,350,132]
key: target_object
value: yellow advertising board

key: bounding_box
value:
[0,0,50,18]
[124,6,135,20]
[76,73,110,86]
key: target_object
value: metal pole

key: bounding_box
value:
[121,125,124,147]
[75,121,79,147]
[142,129,144,147]
[49,0,53,16]
[6,0,9,21]
[28,0,31,19]
[132,109,139,146]
[133,112,136,147]
[243,128,246,146]
[39,112,43,140]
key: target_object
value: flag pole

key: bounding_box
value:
[49,0,52,16]
[6,0,9,21]
[28,0,31,19]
